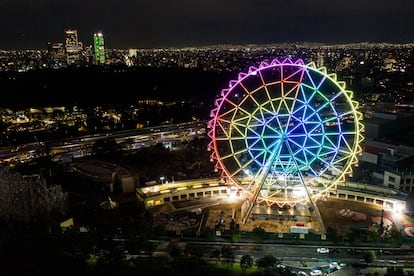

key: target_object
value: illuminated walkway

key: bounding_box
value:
[137,178,407,214]
[137,178,408,234]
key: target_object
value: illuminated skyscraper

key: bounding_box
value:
[65,29,82,65]
[93,32,105,65]
[47,42,66,68]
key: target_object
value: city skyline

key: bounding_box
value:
[1,0,414,49]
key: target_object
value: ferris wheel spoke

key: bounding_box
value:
[249,148,267,163]
[322,116,340,126]
[216,123,231,139]
[306,121,324,134]
[258,106,272,124]
[321,135,338,149]
[303,67,325,89]
[258,72,278,113]
[284,110,295,134]
[339,134,355,152]
[290,107,306,124]
[229,138,249,150]
[303,148,318,164]
[259,105,278,120]
[218,105,238,119]
[302,86,319,105]
[337,146,353,157]
[220,152,240,161]
[263,120,283,136]
[230,124,247,138]
[246,122,262,133]
[285,65,305,82]
[233,111,252,122]
[232,105,258,118]
[336,110,355,120]
[287,138,304,151]
[318,148,339,161]
[273,114,288,134]
[222,96,239,108]
[284,81,302,113]
[246,136,261,147]
[298,83,315,103]
[250,112,267,126]
[274,97,288,117]
[304,102,331,123]
[306,134,324,147]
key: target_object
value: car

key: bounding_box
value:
[310,270,322,276]
[316,247,329,254]
[329,262,339,269]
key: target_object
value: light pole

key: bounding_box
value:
[379,209,385,235]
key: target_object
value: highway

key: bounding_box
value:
[145,239,414,274]
[0,120,206,165]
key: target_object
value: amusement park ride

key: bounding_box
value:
[208,59,364,232]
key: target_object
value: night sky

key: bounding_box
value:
[1,0,414,49]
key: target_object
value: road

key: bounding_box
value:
[0,120,206,165]
[170,240,414,274]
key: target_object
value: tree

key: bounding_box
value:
[363,250,377,263]
[348,228,365,245]
[367,228,381,243]
[200,226,215,240]
[240,254,253,271]
[0,168,67,223]
[210,248,221,264]
[252,226,266,243]
[326,226,341,243]
[172,255,209,276]
[386,267,404,276]
[256,254,277,269]
[388,228,403,247]
[231,228,242,243]
[221,245,235,266]
[185,245,205,259]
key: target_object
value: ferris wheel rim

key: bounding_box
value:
[208,58,363,205]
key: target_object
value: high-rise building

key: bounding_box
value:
[125,48,138,66]
[316,50,324,68]
[93,32,105,65]
[47,42,66,68]
[65,29,82,65]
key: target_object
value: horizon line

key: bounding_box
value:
[2,41,414,51]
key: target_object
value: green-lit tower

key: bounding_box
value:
[93,32,105,65]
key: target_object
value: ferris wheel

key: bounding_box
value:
[208,59,363,217]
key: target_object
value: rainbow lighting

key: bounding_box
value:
[208,58,364,209]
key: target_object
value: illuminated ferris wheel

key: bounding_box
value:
[208,58,363,223]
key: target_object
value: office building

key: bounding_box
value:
[65,29,82,65]
[93,32,105,65]
[47,42,66,68]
